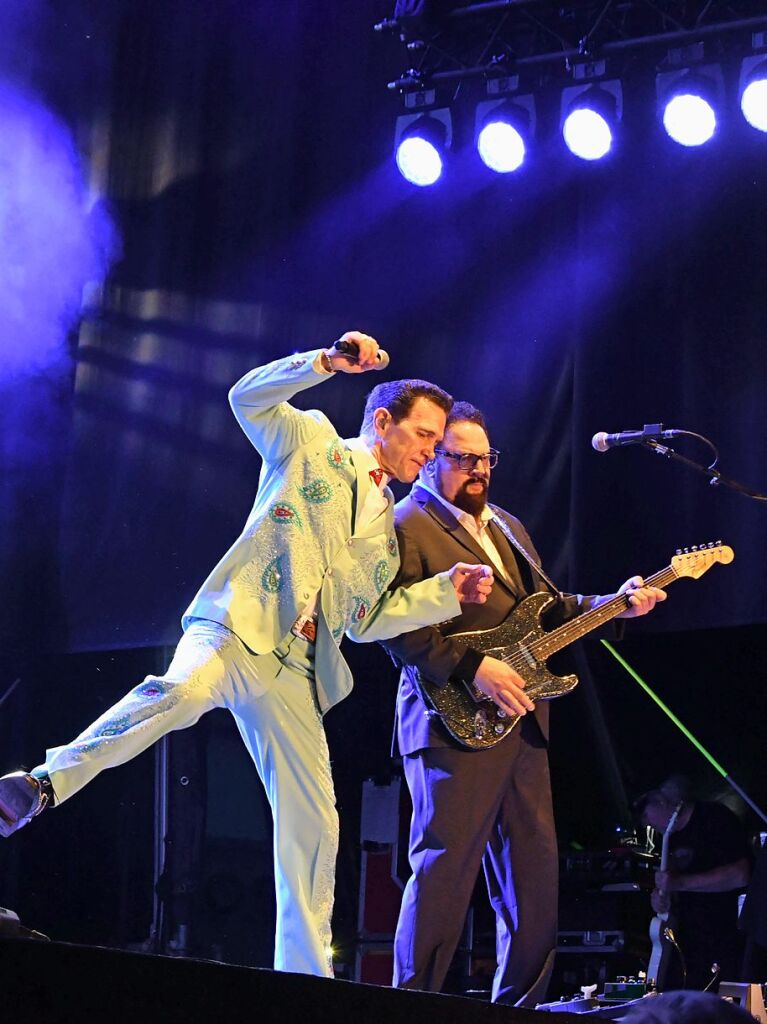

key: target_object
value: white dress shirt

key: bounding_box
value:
[344,435,391,529]
[418,480,514,587]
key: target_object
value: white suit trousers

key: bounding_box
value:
[37,620,338,977]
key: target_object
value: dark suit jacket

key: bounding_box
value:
[381,485,599,755]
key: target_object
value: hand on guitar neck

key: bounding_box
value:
[471,572,665,719]
[612,575,667,618]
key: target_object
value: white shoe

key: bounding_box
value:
[0,772,53,837]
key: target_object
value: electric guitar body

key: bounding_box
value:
[413,544,734,750]
[647,801,683,990]
[417,591,577,749]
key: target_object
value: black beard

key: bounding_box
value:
[451,479,488,517]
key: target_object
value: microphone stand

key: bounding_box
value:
[640,431,767,503]
[599,428,767,828]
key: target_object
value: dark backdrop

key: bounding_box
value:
[48,2,767,648]
[1,0,766,969]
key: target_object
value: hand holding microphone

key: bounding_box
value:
[325,332,390,373]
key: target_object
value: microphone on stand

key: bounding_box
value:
[591,424,682,453]
[333,338,390,370]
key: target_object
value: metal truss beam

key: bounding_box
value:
[377,1,767,92]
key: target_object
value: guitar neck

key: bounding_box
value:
[660,840,671,873]
[529,565,678,659]
[660,802,683,872]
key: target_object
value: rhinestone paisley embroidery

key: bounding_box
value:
[75,681,182,747]
[373,559,389,595]
[54,624,235,761]
[261,554,286,594]
[326,439,349,470]
[235,423,399,643]
[268,501,303,529]
[298,478,333,504]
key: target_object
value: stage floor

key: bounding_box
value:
[1,937,610,1024]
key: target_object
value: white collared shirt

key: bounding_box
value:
[418,480,514,586]
[344,435,391,529]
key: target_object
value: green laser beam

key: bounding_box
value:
[600,639,727,778]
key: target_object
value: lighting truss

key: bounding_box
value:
[376,0,767,94]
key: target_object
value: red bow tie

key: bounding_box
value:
[369,468,385,488]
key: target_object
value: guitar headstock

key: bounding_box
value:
[672,542,734,579]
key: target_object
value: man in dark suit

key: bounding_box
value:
[380,401,666,1005]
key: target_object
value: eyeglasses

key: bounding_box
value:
[434,448,499,472]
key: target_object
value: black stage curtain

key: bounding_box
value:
[28,0,762,655]
[2,0,766,832]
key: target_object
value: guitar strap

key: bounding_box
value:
[490,512,564,601]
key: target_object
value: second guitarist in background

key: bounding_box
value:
[636,776,752,991]
[380,401,666,1006]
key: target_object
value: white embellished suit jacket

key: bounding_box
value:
[183,350,460,713]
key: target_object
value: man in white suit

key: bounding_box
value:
[0,332,493,976]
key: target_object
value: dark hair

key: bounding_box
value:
[633,775,692,822]
[632,789,674,825]
[361,379,452,439]
[622,990,756,1023]
[445,400,489,437]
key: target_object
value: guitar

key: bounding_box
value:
[647,800,683,989]
[415,543,734,750]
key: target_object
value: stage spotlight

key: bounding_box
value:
[658,68,720,147]
[394,110,451,186]
[396,135,443,185]
[561,83,621,161]
[740,56,767,133]
[663,89,716,146]
[475,97,534,173]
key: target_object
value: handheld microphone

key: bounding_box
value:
[592,424,681,453]
[333,338,390,371]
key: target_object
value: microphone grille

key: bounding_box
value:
[591,431,610,453]
[376,349,390,369]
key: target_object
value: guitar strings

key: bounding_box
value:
[475,549,721,694]
[494,566,678,678]
[525,566,676,658]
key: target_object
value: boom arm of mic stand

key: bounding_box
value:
[643,439,767,502]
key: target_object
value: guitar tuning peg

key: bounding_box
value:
[684,547,689,554]
[708,541,714,548]
[675,548,682,555]
[716,538,722,545]
[691,545,698,551]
